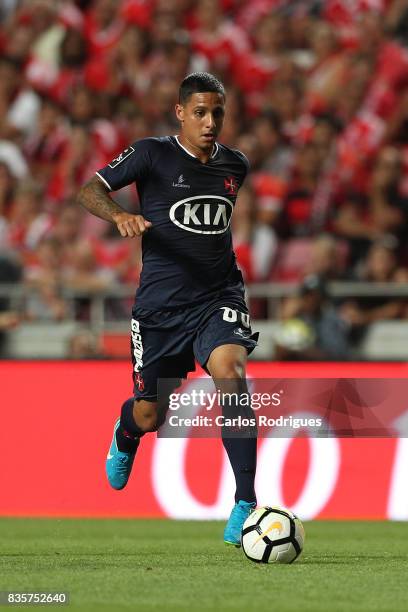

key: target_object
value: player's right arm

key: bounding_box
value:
[78,176,151,237]
[78,140,154,237]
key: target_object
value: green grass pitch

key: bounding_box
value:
[1,518,408,611]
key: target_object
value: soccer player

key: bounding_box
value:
[78,72,259,546]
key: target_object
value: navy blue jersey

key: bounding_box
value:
[96,136,249,310]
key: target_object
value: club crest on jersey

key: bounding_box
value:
[170,195,233,234]
[109,146,135,168]
[224,176,237,195]
[172,174,190,188]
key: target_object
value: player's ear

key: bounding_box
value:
[175,103,184,123]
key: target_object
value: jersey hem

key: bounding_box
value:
[133,284,245,313]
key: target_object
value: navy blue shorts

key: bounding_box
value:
[130,289,258,401]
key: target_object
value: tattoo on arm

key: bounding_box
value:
[77,176,125,223]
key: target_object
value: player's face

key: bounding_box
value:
[176,92,225,152]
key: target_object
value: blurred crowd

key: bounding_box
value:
[1,0,408,358]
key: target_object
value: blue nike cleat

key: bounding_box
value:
[224,500,256,546]
[105,418,139,490]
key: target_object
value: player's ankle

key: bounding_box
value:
[115,424,140,453]
[121,398,145,434]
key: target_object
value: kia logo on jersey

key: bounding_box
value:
[169,195,233,234]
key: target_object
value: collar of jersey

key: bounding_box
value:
[174,135,219,161]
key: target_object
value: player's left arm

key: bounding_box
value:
[229,149,250,196]
[236,150,250,186]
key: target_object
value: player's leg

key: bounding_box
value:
[106,308,167,490]
[106,398,149,491]
[106,395,172,491]
[118,396,169,445]
[207,344,257,504]
[107,307,195,490]
[194,298,259,545]
[206,344,257,545]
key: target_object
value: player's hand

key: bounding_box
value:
[112,212,152,237]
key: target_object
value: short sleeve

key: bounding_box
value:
[234,149,250,178]
[95,139,153,191]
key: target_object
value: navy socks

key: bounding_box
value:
[218,379,257,504]
[222,436,257,504]
[115,398,144,452]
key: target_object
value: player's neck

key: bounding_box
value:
[177,134,214,164]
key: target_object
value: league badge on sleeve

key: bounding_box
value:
[109,146,135,168]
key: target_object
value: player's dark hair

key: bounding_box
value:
[179,72,225,104]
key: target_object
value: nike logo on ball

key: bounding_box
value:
[252,521,284,548]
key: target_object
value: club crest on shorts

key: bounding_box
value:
[233,327,250,338]
[134,372,144,391]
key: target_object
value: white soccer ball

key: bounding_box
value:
[275,319,315,352]
[241,506,305,564]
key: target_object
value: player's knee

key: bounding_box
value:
[134,411,159,432]
[213,360,246,380]
[143,417,159,433]
[133,402,160,433]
